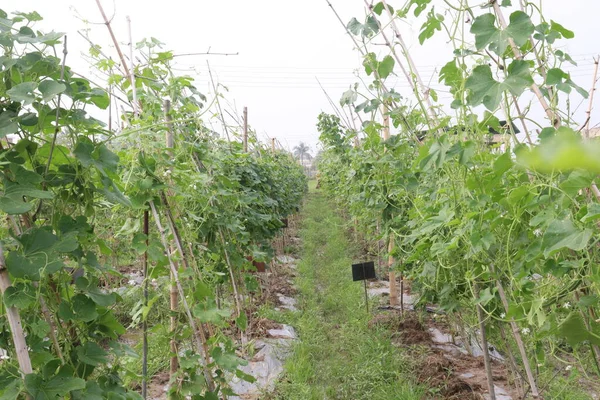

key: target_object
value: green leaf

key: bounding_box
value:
[550,20,574,39]
[503,59,533,96]
[193,301,231,324]
[0,111,18,137]
[493,151,513,175]
[475,287,495,306]
[559,313,600,346]
[0,197,34,214]
[465,65,502,110]
[546,68,567,85]
[211,347,246,372]
[25,374,86,399]
[76,342,108,366]
[377,55,395,79]
[418,9,443,44]
[505,11,535,46]
[235,312,248,330]
[516,127,600,173]
[3,283,36,309]
[559,170,595,195]
[6,82,37,105]
[541,219,592,257]
[38,80,66,102]
[581,204,600,223]
[6,252,42,281]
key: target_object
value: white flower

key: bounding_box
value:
[0,355,9,360]
[192,184,197,190]
[566,365,572,371]
[151,279,157,284]
[521,327,530,335]
[533,229,542,237]
[563,302,571,309]
[128,279,137,286]
[500,313,506,319]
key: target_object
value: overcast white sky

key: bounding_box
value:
[11,0,600,154]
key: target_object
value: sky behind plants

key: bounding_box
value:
[18,0,600,154]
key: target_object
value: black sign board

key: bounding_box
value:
[352,261,376,281]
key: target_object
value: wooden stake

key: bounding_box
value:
[0,243,33,377]
[381,103,399,308]
[243,107,248,152]
[149,202,214,391]
[475,283,496,400]
[126,16,139,117]
[94,0,131,78]
[271,138,276,153]
[387,237,399,307]
[142,210,149,399]
[491,0,558,128]
[494,273,540,398]
[163,100,179,387]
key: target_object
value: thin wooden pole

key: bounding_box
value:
[94,0,130,78]
[475,283,496,400]
[149,202,215,391]
[494,270,540,398]
[271,138,276,153]
[163,100,179,390]
[382,104,399,308]
[0,243,33,377]
[243,107,248,152]
[142,210,149,399]
[126,16,139,117]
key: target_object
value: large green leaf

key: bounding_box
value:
[76,342,108,366]
[38,79,66,102]
[541,219,592,257]
[6,82,37,104]
[24,374,86,400]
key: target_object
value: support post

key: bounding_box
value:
[243,107,248,152]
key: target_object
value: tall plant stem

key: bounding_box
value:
[474,283,496,400]
[0,243,33,377]
[149,201,215,391]
[494,271,540,398]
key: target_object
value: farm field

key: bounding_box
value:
[1,1,600,399]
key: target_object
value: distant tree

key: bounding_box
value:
[293,142,312,165]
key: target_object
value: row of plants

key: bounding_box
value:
[317,0,600,398]
[0,8,306,399]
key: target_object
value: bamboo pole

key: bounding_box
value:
[163,100,179,386]
[126,16,139,117]
[475,283,496,400]
[243,107,248,152]
[494,271,540,398]
[94,0,131,78]
[491,1,558,128]
[149,202,215,391]
[142,210,149,399]
[382,104,399,308]
[0,244,33,377]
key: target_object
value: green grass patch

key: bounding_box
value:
[274,191,424,400]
